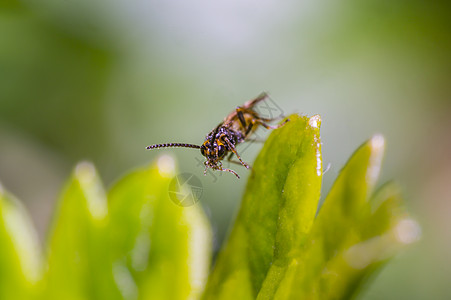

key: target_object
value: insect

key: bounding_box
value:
[146,92,289,178]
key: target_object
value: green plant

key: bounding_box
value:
[0,114,418,300]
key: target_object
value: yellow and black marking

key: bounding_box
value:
[146,92,289,179]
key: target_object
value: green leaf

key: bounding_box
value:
[108,156,212,300]
[203,114,323,299]
[44,162,121,300]
[317,184,409,300]
[270,135,386,299]
[0,184,42,300]
[202,116,417,300]
[268,135,418,300]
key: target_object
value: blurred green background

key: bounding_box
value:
[1,0,450,298]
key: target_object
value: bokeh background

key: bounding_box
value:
[1,0,450,298]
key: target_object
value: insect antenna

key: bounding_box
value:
[145,143,201,150]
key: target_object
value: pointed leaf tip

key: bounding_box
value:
[366,134,385,189]
[74,161,97,183]
[156,154,176,178]
[0,186,42,299]
[308,114,321,129]
[370,134,385,150]
[74,161,108,220]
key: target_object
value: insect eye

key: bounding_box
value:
[217,145,226,157]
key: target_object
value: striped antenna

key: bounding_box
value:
[146,143,201,150]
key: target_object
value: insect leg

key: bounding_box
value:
[221,167,240,178]
[255,118,290,130]
[203,162,209,176]
[244,121,253,135]
[236,109,247,128]
[236,108,257,135]
[223,137,250,169]
[225,152,251,168]
[209,160,240,178]
[228,159,252,168]
[204,160,240,178]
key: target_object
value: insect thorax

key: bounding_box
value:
[205,125,244,149]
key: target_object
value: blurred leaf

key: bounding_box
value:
[203,114,323,299]
[0,184,42,300]
[108,158,212,300]
[318,184,409,299]
[44,162,121,300]
[0,0,24,10]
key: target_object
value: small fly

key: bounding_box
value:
[146,92,289,178]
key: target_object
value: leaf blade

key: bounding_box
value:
[0,184,42,300]
[204,114,323,299]
[44,162,120,300]
[108,158,212,300]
